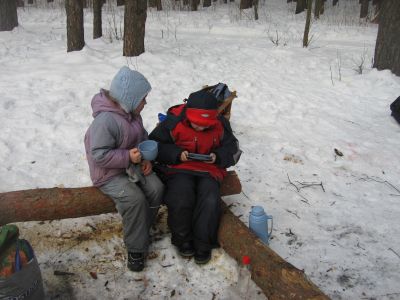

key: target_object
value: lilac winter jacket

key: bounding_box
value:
[84,90,148,187]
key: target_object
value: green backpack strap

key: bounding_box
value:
[0,224,19,255]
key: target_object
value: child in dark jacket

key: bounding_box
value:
[149,90,241,264]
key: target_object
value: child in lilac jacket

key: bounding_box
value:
[84,66,164,272]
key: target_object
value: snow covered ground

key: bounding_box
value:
[1,0,400,299]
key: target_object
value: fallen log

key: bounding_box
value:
[0,171,241,225]
[219,202,329,299]
[0,170,328,299]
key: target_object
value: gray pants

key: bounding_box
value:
[100,172,164,253]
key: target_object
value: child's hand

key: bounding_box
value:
[141,160,152,176]
[205,153,216,164]
[129,148,142,164]
[180,150,189,162]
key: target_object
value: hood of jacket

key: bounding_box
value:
[91,89,132,121]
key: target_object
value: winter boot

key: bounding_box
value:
[194,249,211,265]
[127,252,145,272]
[178,241,195,257]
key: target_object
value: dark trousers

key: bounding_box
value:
[164,173,221,251]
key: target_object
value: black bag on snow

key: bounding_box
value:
[390,96,400,124]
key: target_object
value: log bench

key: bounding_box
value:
[0,170,328,299]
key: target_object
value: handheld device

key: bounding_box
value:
[187,153,213,161]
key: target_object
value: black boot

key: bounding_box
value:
[127,252,145,272]
[178,241,195,257]
[194,250,211,265]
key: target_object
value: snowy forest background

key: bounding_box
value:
[1,0,400,299]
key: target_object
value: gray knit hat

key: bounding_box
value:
[109,66,152,113]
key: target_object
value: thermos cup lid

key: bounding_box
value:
[251,205,265,216]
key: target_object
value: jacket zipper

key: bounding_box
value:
[194,136,198,153]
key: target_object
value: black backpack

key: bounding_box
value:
[390,96,400,124]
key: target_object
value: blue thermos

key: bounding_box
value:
[249,206,273,245]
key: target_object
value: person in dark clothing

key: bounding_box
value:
[149,90,241,264]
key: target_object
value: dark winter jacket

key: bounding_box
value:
[149,104,241,181]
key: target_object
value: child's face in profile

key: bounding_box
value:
[134,96,147,115]
[190,122,208,132]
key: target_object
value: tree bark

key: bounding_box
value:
[295,0,306,14]
[303,0,313,47]
[0,0,18,31]
[65,0,85,52]
[0,171,241,225]
[156,0,162,11]
[149,0,157,8]
[371,0,381,23]
[360,0,369,18]
[190,0,198,11]
[314,0,324,17]
[240,0,252,9]
[253,0,259,20]
[218,202,329,300]
[373,0,400,76]
[203,0,211,8]
[93,0,102,39]
[123,0,147,57]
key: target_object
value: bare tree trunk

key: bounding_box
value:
[295,0,306,14]
[253,0,259,20]
[314,0,321,18]
[156,0,162,10]
[123,0,147,57]
[203,0,211,7]
[190,0,198,11]
[373,0,400,76]
[360,0,369,18]
[0,0,18,31]
[65,0,85,52]
[371,0,381,23]
[303,0,313,47]
[93,0,102,39]
[240,0,252,9]
[149,0,157,8]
